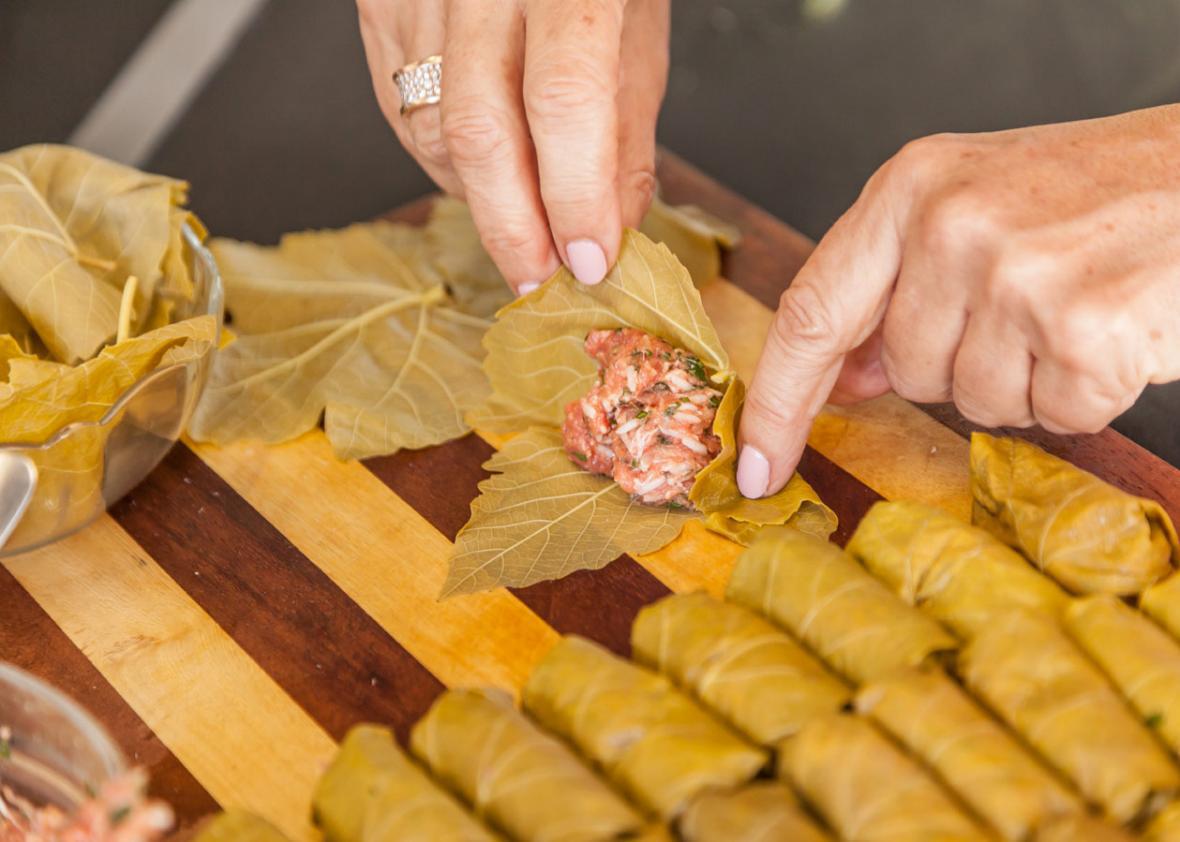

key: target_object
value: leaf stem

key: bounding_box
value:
[78,254,118,273]
[117,275,139,344]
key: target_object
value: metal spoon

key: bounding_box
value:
[0,453,37,551]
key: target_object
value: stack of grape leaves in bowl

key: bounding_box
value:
[0,145,221,556]
[185,180,1180,842]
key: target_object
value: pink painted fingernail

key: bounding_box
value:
[566,239,608,285]
[736,445,770,499]
[517,281,541,296]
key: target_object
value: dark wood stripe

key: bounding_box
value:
[0,565,217,829]
[109,445,443,744]
[364,434,494,545]
[512,558,669,657]
[797,445,884,547]
[365,436,671,655]
[920,403,1180,525]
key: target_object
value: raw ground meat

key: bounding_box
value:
[0,767,171,842]
[562,328,723,507]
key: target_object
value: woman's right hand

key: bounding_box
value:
[357,0,670,294]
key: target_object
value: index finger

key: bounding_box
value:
[736,181,905,498]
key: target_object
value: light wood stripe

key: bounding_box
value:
[639,520,741,598]
[3,517,334,841]
[810,397,972,519]
[188,432,560,696]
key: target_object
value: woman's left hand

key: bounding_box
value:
[736,104,1180,500]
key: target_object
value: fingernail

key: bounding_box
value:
[566,239,608,285]
[736,445,770,499]
[517,281,540,296]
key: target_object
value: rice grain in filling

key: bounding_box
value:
[562,328,723,508]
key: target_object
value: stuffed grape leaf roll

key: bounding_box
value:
[1063,595,1180,757]
[630,592,850,745]
[846,500,1069,639]
[958,609,1180,823]
[970,432,1178,595]
[313,724,498,842]
[195,811,291,842]
[855,666,1081,840]
[679,782,832,842]
[1145,801,1180,842]
[726,527,956,684]
[1142,573,1180,642]
[1033,814,1135,842]
[778,713,990,842]
[522,635,767,820]
[409,688,646,841]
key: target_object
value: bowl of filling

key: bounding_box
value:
[0,663,171,841]
[0,145,223,557]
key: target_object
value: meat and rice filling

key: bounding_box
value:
[562,328,723,507]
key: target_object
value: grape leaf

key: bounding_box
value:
[445,427,694,595]
[0,334,33,382]
[692,378,836,545]
[781,714,990,842]
[416,197,515,319]
[189,196,740,463]
[189,223,494,460]
[470,229,731,435]
[638,197,739,288]
[0,144,185,362]
[0,316,217,443]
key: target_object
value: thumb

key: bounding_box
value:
[736,191,904,498]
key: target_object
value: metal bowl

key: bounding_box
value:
[0,224,224,556]
[0,662,127,808]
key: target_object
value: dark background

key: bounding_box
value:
[3,0,1179,461]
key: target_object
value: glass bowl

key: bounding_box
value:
[0,662,127,809]
[0,224,224,557]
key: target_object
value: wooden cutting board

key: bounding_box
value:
[3,151,1179,840]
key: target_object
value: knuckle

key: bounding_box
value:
[483,225,537,257]
[742,386,796,432]
[623,167,657,209]
[986,240,1050,314]
[1032,370,1125,435]
[1042,303,1112,373]
[771,284,841,360]
[525,62,614,123]
[441,103,515,166]
[952,382,1004,428]
[879,348,943,404]
[882,133,951,186]
[480,224,551,270]
[915,187,997,262]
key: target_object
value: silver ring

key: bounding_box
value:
[393,55,442,116]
